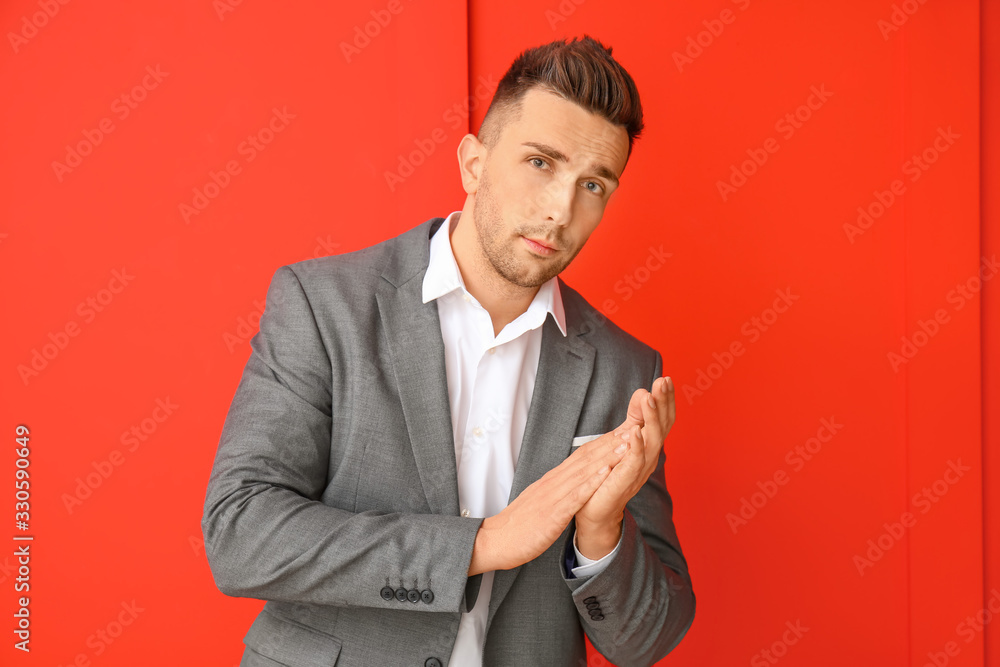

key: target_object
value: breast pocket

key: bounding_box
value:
[570,433,603,452]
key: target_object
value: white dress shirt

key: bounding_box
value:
[421,210,622,666]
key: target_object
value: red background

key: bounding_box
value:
[1,0,996,665]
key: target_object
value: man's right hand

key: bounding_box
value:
[467,429,630,575]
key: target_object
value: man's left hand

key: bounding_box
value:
[574,376,675,560]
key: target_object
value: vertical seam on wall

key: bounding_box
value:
[467,0,474,137]
[901,23,912,667]
[979,1,989,664]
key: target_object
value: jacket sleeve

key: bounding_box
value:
[201,264,482,613]
[560,350,696,666]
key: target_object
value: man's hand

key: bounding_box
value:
[575,376,676,560]
[468,429,631,575]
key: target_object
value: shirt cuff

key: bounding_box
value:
[570,523,623,578]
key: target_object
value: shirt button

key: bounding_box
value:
[461,508,470,517]
[463,294,471,302]
[472,427,483,437]
[488,347,495,354]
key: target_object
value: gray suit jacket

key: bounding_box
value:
[202,217,695,667]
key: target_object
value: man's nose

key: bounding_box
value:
[532,177,574,226]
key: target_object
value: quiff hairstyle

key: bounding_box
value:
[478,35,644,163]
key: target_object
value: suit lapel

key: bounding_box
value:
[487,306,595,630]
[375,218,461,517]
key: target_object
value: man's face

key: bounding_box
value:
[472,86,630,289]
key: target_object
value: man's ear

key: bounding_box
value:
[457,133,485,194]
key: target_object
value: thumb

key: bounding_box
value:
[615,388,647,436]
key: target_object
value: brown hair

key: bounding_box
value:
[478,35,644,161]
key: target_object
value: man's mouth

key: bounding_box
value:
[522,236,558,255]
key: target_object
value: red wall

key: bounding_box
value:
[1,1,994,665]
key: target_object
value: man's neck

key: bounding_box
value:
[448,209,540,337]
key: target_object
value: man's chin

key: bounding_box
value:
[505,266,562,289]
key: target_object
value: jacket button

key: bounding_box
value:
[585,601,600,610]
[589,608,603,618]
[425,658,443,667]
[407,589,420,603]
[591,613,605,621]
[583,596,597,604]
[380,586,394,601]
[395,588,408,602]
[421,589,435,604]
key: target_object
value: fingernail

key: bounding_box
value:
[614,442,627,454]
[647,394,656,408]
[598,464,609,474]
[664,376,672,391]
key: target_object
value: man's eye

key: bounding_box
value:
[585,181,603,194]
[530,157,546,169]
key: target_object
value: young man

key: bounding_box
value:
[203,35,695,667]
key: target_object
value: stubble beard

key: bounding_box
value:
[473,165,571,290]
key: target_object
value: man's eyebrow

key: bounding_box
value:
[521,141,619,185]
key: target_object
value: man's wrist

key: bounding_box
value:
[468,516,496,576]
[574,515,623,561]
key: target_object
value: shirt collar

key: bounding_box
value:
[422,210,567,337]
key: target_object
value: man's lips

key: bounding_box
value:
[522,236,558,254]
